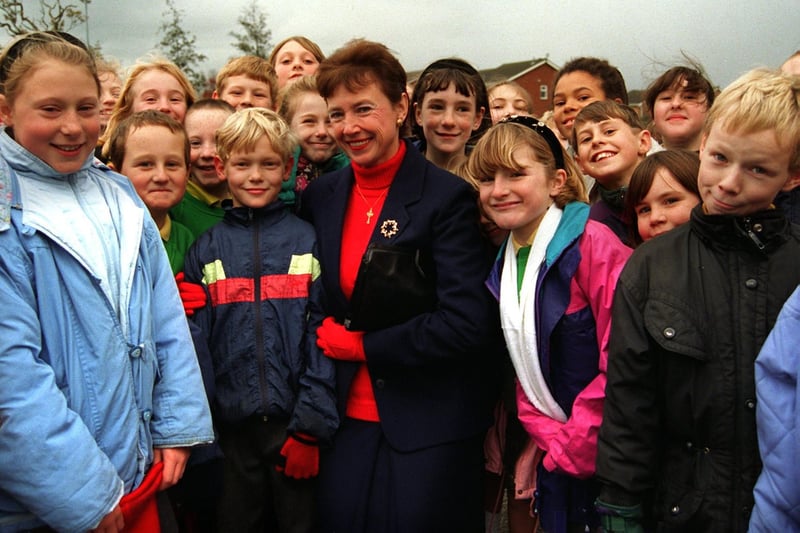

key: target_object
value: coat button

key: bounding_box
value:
[142,409,152,422]
[129,346,142,358]
[745,398,756,409]
[663,327,676,339]
[752,223,763,232]
[375,379,385,389]
[670,505,680,515]
[685,441,693,450]
[745,278,758,289]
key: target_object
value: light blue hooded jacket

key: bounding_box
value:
[0,131,214,532]
[750,284,800,532]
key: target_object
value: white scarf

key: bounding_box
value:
[499,203,567,423]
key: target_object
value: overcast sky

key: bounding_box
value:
[4,0,799,90]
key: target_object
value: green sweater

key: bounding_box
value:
[163,218,195,275]
[170,183,225,239]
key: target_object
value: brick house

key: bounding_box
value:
[480,58,560,117]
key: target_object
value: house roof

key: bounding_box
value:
[480,58,560,83]
[407,57,560,84]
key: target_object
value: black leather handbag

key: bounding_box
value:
[345,244,437,331]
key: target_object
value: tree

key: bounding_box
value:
[157,0,207,93]
[229,0,272,59]
[0,0,88,36]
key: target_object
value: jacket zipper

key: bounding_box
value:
[251,209,270,417]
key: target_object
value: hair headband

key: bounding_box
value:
[0,31,88,89]
[500,115,566,170]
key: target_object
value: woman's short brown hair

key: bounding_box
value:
[316,39,406,105]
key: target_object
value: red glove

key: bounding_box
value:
[175,272,206,316]
[119,461,163,532]
[316,317,365,361]
[276,433,319,479]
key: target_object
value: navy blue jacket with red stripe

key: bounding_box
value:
[184,200,338,443]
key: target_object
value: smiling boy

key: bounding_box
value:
[182,107,337,532]
[106,110,193,274]
[595,68,800,532]
[572,100,651,245]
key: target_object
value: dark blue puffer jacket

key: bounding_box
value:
[184,200,338,443]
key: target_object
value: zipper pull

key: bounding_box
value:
[743,218,766,251]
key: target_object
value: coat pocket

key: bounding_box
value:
[643,299,707,361]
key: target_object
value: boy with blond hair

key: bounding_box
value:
[213,55,276,111]
[596,69,800,532]
[183,108,337,533]
[572,100,651,245]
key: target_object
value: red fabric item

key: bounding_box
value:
[119,461,163,533]
[276,434,320,479]
[175,272,206,316]
[346,366,380,421]
[316,317,365,361]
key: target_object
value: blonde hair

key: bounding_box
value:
[0,32,98,103]
[704,68,800,173]
[465,121,588,207]
[276,75,319,123]
[215,55,277,103]
[215,107,297,163]
[101,55,196,145]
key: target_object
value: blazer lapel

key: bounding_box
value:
[371,143,426,245]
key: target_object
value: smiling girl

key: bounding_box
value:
[466,115,631,533]
[644,65,715,151]
[269,36,325,90]
[624,150,701,245]
[0,32,212,532]
[100,55,196,160]
[410,58,491,174]
[277,75,349,210]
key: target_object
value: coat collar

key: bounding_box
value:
[691,204,792,256]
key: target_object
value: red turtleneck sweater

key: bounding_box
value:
[340,141,406,421]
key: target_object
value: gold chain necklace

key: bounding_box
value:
[354,184,388,224]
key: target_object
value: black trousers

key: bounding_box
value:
[216,416,317,533]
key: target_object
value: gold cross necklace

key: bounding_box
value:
[354,184,389,224]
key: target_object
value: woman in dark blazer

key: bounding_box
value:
[300,39,500,533]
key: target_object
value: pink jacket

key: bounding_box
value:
[487,207,630,480]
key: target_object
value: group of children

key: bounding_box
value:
[0,27,798,533]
